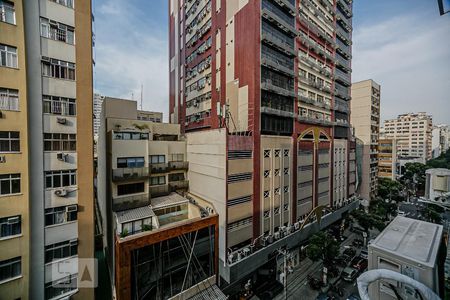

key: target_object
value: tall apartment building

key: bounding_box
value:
[0,1,95,299]
[351,79,380,200]
[97,98,220,299]
[378,138,397,180]
[431,124,449,158]
[169,0,357,287]
[383,112,433,163]
[93,93,105,138]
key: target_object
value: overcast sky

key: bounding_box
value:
[94,0,450,124]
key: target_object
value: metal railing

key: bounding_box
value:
[261,56,295,77]
[261,7,297,36]
[261,31,296,57]
[112,167,149,182]
[168,161,189,170]
[113,193,150,211]
[261,106,295,118]
[149,163,169,173]
[169,180,189,190]
[261,80,296,98]
[150,185,170,197]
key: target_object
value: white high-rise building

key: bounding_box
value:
[432,124,449,158]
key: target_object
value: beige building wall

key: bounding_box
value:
[0,0,30,298]
[351,80,380,201]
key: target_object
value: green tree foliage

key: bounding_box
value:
[306,232,340,267]
[427,149,450,169]
[370,198,398,220]
[351,210,386,232]
[378,178,405,202]
[400,162,429,194]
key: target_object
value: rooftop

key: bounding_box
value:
[370,216,443,268]
[426,168,450,176]
[151,192,189,209]
[115,205,155,224]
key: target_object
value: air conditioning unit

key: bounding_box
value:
[237,251,242,261]
[243,247,250,257]
[286,225,292,234]
[66,205,77,212]
[294,222,300,230]
[261,236,267,246]
[0,156,6,163]
[280,226,286,234]
[57,117,67,125]
[267,235,274,244]
[54,189,68,197]
[274,231,280,240]
[57,152,69,162]
[7,216,20,224]
[228,253,235,264]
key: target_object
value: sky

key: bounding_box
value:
[93,0,450,124]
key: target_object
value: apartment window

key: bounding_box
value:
[49,0,74,9]
[117,157,145,168]
[40,18,75,44]
[150,155,165,164]
[0,174,20,195]
[0,257,21,282]
[45,205,77,226]
[45,274,77,300]
[0,88,18,111]
[45,239,77,263]
[168,173,184,182]
[274,149,281,157]
[41,57,75,80]
[0,0,15,24]
[43,133,76,151]
[45,170,76,188]
[228,195,251,207]
[113,131,149,140]
[0,131,19,152]
[43,95,76,115]
[0,215,20,238]
[263,150,271,158]
[283,149,289,157]
[228,150,252,159]
[117,182,145,195]
[170,153,184,162]
[0,44,17,68]
[227,172,252,183]
[150,176,166,186]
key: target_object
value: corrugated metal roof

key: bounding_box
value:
[115,205,155,224]
[187,284,227,300]
[151,192,188,208]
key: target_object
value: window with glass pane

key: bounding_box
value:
[0,131,19,152]
[0,88,19,111]
[117,157,145,168]
[150,155,165,164]
[0,257,21,281]
[45,170,76,188]
[43,95,76,116]
[0,0,15,24]
[0,173,20,195]
[45,239,78,263]
[43,133,76,151]
[0,44,17,68]
[0,215,21,237]
[117,182,145,195]
[150,176,166,186]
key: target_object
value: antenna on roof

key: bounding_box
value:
[140,84,143,110]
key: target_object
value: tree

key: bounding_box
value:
[351,210,387,232]
[378,178,404,202]
[427,148,450,169]
[370,198,397,220]
[400,162,429,195]
[306,231,340,267]
[423,205,444,224]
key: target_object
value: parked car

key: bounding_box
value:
[352,257,368,272]
[347,293,361,300]
[352,239,363,247]
[307,275,324,290]
[341,267,358,282]
[360,249,369,259]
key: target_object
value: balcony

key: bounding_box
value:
[169,180,189,191]
[317,0,334,15]
[168,161,189,170]
[302,0,333,27]
[298,95,331,110]
[261,7,297,36]
[334,70,351,87]
[336,27,351,46]
[336,10,352,32]
[261,55,295,77]
[273,0,296,16]
[261,80,296,98]
[335,55,351,72]
[261,106,295,118]
[112,167,149,182]
[261,31,296,57]
[337,0,353,18]
[150,185,170,197]
[149,162,169,173]
[334,99,349,113]
[298,115,333,127]
[299,55,332,78]
[336,38,351,59]
[113,193,150,211]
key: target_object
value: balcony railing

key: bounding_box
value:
[261,106,295,118]
[337,0,353,18]
[336,27,351,46]
[261,56,295,77]
[261,7,297,36]
[149,163,169,173]
[273,0,296,16]
[112,167,150,182]
[298,95,331,110]
[334,99,349,113]
[335,55,351,72]
[299,55,332,78]
[298,115,333,126]
[302,0,334,27]
[261,31,296,57]
[168,161,189,170]
[150,185,170,197]
[336,11,352,32]
[113,193,150,211]
[169,180,189,191]
[261,80,296,98]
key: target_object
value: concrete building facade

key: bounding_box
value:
[383,112,433,163]
[169,0,358,287]
[424,168,450,203]
[368,216,445,300]
[1,1,95,299]
[97,98,221,299]
[431,124,449,158]
[350,79,380,201]
[378,138,397,180]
